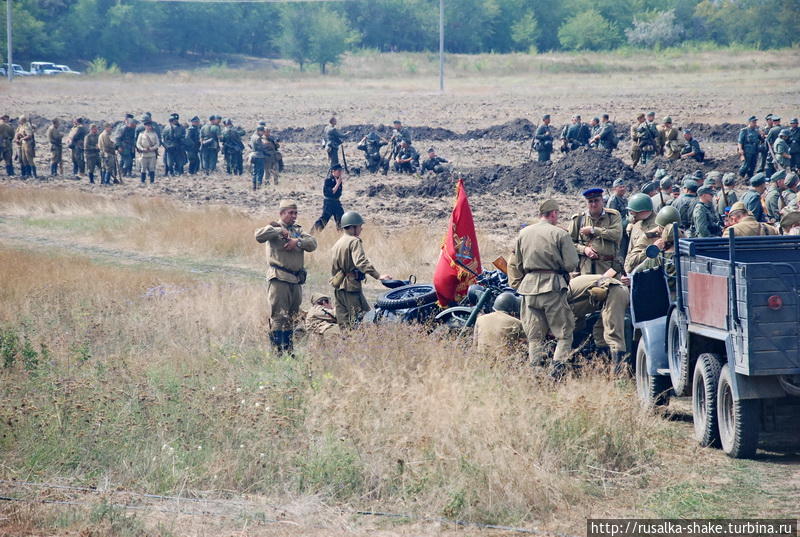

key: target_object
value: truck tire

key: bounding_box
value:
[717,364,760,459]
[375,284,437,311]
[635,339,671,409]
[692,353,722,448]
[667,310,691,396]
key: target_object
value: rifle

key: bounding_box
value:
[341,145,349,174]
[767,138,784,172]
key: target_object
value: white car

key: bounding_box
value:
[30,61,60,75]
[2,63,32,76]
[54,64,81,75]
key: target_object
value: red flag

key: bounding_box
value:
[433,179,482,307]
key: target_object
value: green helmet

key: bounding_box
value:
[655,205,680,227]
[493,292,520,316]
[627,192,654,213]
[340,211,364,228]
[654,168,666,180]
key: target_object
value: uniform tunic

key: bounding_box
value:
[330,234,381,328]
[728,216,777,237]
[568,209,622,275]
[473,311,525,359]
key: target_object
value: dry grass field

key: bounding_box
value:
[1,50,800,536]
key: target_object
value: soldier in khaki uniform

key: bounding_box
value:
[472,292,526,361]
[660,117,682,160]
[330,211,391,328]
[46,118,63,177]
[14,115,37,178]
[0,115,15,176]
[508,200,579,375]
[255,200,318,353]
[83,124,101,184]
[569,188,622,275]
[624,193,658,274]
[305,293,339,338]
[98,123,117,185]
[568,274,629,372]
[726,201,777,236]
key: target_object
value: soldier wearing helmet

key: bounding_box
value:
[715,173,739,217]
[305,293,340,338]
[356,131,388,174]
[329,211,392,328]
[623,192,657,274]
[472,292,525,361]
[636,205,684,280]
[774,128,792,169]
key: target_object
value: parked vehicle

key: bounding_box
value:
[54,64,81,75]
[632,231,800,458]
[30,61,60,75]
[2,63,32,76]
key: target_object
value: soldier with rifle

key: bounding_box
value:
[715,173,738,217]
[200,115,221,174]
[323,117,346,169]
[531,114,554,162]
[559,114,590,152]
[765,115,783,177]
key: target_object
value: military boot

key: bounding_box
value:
[88,172,95,184]
[140,172,147,184]
[6,165,14,176]
[612,351,631,376]
[31,166,38,179]
[50,163,57,176]
[148,171,155,184]
[269,331,283,352]
[282,331,295,355]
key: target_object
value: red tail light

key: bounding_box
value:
[767,295,783,310]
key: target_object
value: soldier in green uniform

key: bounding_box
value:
[764,170,786,223]
[324,117,345,168]
[14,115,36,178]
[765,115,783,177]
[305,293,339,339]
[782,173,799,213]
[329,211,391,328]
[83,124,101,184]
[46,118,63,177]
[680,129,704,162]
[774,129,792,169]
[533,114,554,162]
[660,117,682,159]
[508,200,579,376]
[569,188,622,275]
[98,122,117,185]
[758,114,774,173]
[646,111,662,155]
[394,140,419,174]
[200,115,221,174]
[741,173,768,222]
[250,126,267,190]
[115,115,137,177]
[738,115,762,179]
[716,173,738,217]
[67,118,87,177]
[607,179,628,219]
[560,114,590,152]
[589,114,617,154]
[254,200,318,353]
[0,115,15,176]
[421,147,449,174]
[356,132,388,174]
[185,116,201,175]
[161,113,186,176]
[671,178,699,230]
[262,127,281,185]
[787,118,800,171]
[623,193,657,274]
[221,118,245,175]
[657,176,673,208]
[472,292,526,361]
[690,186,722,237]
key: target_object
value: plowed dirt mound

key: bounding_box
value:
[641,154,743,180]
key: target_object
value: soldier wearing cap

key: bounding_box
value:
[115,115,138,177]
[774,129,792,170]
[780,211,800,235]
[83,124,101,184]
[738,115,762,179]
[508,199,579,376]
[623,193,658,274]
[659,117,682,159]
[324,117,346,168]
[98,122,117,185]
[200,115,221,173]
[46,118,63,177]
[716,173,738,217]
[607,179,628,220]
[690,186,722,237]
[472,292,526,362]
[161,113,186,176]
[787,118,800,171]
[0,115,15,176]
[641,180,662,213]
[569,188,622,275]
[221,118,245,176]
[185,116,201,175]
[759,114,775,173]
[330,211,391,328]
[357,132,388,174]
[764,170,787,223]
[533,114,554,162]
[740,173,768,222]
[67,117,87,177]
[250,126,268,190]
[781,172,800,214]
[136,120,159,184]
[14,115,37,178]
[671,178,699,229]
[630,113,646,167]
[421,147,449,174]
[680,129,704,162]
[588,114,616,154]
[656,176,673,207]
[314,163,345,232]
[726,201,777,236]
[560,114,590,152]
[765,115,783,177]
[305,293,340,338]
[255,200,318,353]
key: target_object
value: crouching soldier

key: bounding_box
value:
[421,147,450,174]
[255,200,318,354]
[305,293,339,338]
[472,292,526,362]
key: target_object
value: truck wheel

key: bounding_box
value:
[692,353,722,447]
[717,364,760,459]
[635,339,671,409]
[375,284,437,310]
[667,310,691,396]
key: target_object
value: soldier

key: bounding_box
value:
[394,140,419,174]
[356,132,388,174]
[780,211,800,235]
[254,200,318,353]
[671,184,680,200]
[184,116,201,175]
[607,179,628,220]
[559,114,590,152]
[532,114,554,162]
[0,115,15,176]
[250,126,267,190]
[14,115,36,178]
[759,114,775,173]
[716,173,738,217]
[161,113,186,176]
[588,114,617,154]
[83,124,101,184]
[568,274,629,372]
[782,173,799,214]
[46,118,63,177]
[323,117,345,168]
[221,118,245,175]
[630,113,646,167]
[136,120,159,184]
[305,293,339,338]
[737,115,761,179]
[98,122,117,185]
[200,115,221,174]
[390,119,413,154]
[690,186,722,237]
[262,127,281,185]
[774,129,792,170]
[646,112,662,155]
[508,199,579,377]
[642,181,662,213]
[623,193,657,274]
[588,117,600,144]
[790,118,800,171]
[67,117,87,177]
[726,201,777,236]
[421,147,449,174]
[313,163,345,232]
[672,178,699,230]
[740,173,768,222]
[569,188,622,275]
[115,115,137,177]
[330,211,391,328]
[764,170,787,223]
[765,115,783,177]
[680,130,704,162]
[660,117,682,159]
[656,176,674,209]
[473,292,526,361]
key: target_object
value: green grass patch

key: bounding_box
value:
[22,215,135,233]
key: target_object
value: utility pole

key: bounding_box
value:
[6,0,12,82]
[439,0,444,92]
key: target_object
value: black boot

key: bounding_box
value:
[88,172,95,184]
[6,165,13,177]
[31,166,38,179]
[141,172,147,184]
[149,172,155,184]
[282,330,295,355]
[269,331,283,353]
[50,164,56,176]
[612,351,631,376]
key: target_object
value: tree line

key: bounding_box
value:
[2,0,798,73]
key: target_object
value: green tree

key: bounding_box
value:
[279,5,312,71]
[308,8,356,74]
[558,9,621,50]
[511,10,540,51]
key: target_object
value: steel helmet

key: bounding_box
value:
[493,292,520,316]
[340,211,364,228]
[655,205,680,227]
[627,192,654,213]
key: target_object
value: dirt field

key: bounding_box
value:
[1,50,800,536]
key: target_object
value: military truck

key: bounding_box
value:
[632,232,800,458]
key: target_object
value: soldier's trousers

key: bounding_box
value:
[791,152,800,171]
[1,145,13,174]
[520,290,574,365]
[85,153,101,179]
[739,151,758,178]
[72,147,85,174]
[101,153,116,184]
[327,147,340,168]
[758,148,768,172]
[537,150,551,162]
[165,147,184,175]
[569,276,629,353]
[264,157,279,184]
[50,146,62,174]
[201,148,217,172]
[640,150,655,165]
[120,150,135,176]
[267,279,302,332]
[334,289,370,329]
[630,147,641,167]
[251,157,264,187]
[314,199,344,231]
[187,150,200,174]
